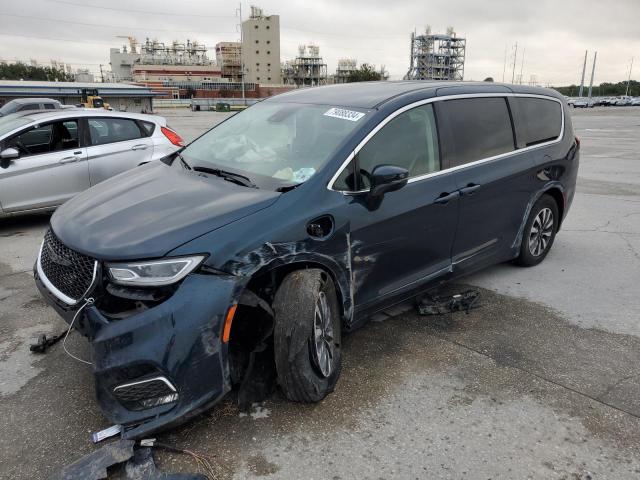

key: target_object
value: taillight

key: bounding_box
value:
[575,136,580,148]
[161,126,184,147]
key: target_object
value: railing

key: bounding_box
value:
[153,98,260,110]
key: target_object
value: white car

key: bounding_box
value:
[0,109,183,217]
[572,98,593,108]
[613,96,632,106]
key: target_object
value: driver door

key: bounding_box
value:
[0,118,89,213]
[337,103,459,313]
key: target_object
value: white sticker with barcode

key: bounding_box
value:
[323,107,365,122]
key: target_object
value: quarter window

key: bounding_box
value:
[140,121,155,136]
[441,97,514,167]
[356,104,440,189]
[512,97,562,147]
[88,118,143,146]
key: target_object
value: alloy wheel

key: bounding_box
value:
[528,207,554,257]
[311,290,334,378]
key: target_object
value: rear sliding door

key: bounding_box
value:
[435,96,533,272]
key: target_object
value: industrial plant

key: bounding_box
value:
[282,45,328,87]
[1,6,475,108]
[405,26,466,81]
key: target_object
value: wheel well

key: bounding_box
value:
[544,188,565,227]
[243,261,345,320]
[227,262,345,407]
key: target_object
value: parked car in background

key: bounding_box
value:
[572,98,593,108]
[0,98,63,116]
[0,109,183,217]
[614,96,633,106]
[630,97,640,106]
[33,82,579,438]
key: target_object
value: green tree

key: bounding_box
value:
[347,64,382,83]
[0,62,75,82]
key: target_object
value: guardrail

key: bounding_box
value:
[154,98,260,109]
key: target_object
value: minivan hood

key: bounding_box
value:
[51,162,280,260]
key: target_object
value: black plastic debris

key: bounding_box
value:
[55,439,135,480]
[55,440,211,480]
[125,447,207,480]
[30,329,68,353]
[418,289,481,316]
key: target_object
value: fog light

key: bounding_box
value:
[113,376,178,411]
[139,393,179,408]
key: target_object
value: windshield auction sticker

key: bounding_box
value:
[324,107,365,122]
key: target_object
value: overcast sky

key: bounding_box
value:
[0,0,637,85]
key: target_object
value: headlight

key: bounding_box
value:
[106,255,205,287]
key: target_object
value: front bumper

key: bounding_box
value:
[35,269,241,439]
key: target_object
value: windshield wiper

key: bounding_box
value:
[276,183,301,193]
[174,151,191,170]
[191,165,258,189]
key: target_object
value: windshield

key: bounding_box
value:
[0,115,32,138]
[180,102,369,189]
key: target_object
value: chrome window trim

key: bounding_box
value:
[113,376,177,393]
[327,92,565,194]
[36,240,98,306]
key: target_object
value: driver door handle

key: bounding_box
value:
[59,155,80,165]
[131,144,148,151]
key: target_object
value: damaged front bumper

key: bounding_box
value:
[35,268,241,439]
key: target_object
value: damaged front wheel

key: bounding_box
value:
[272,269,342,403]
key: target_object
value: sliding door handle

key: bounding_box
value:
[434,191,459,204]
[459,184,481,195]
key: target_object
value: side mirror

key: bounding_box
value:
[369,165,409,198]
[0,147,19,168]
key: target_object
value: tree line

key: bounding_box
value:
[554,80,639,97]
[0,63,75,82]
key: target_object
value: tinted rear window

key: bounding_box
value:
[441,97,514,167]
[88,118,144,145]
[512,97,562,147]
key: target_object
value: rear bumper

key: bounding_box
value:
[35,269,241,438]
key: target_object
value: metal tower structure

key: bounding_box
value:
[404,27,466,81]
[282,45,328,87]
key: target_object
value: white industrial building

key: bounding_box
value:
[241,6,282,84]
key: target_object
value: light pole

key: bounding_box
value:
[625,57,634,97]
[236,3,245,105]
[578,50,587,98]
[587,51,597,100]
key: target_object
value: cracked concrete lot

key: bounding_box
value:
[1,107,639,479]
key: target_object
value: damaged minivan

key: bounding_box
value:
[35,81,579,437]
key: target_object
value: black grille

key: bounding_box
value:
[39,229,96,303]
[114,378,177,411]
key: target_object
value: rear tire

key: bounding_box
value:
[514,194,559,267]
[272,269,342,403]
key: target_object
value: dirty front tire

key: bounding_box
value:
[272,269,342,403]
[514,194,559,267]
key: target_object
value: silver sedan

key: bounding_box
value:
[0,109,182,217]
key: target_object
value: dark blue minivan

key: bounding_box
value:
[35,81,579,437]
